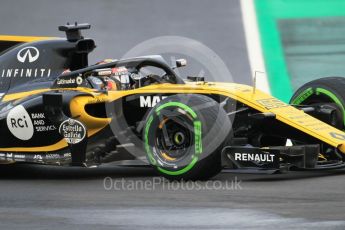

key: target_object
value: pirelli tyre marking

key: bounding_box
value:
[290,87,313,105]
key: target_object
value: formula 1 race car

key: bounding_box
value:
[1,23,345,180]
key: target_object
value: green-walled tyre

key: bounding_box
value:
[143,94,232,181]
[290,77,345,129]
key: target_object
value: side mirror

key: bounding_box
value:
[175,59,187,68]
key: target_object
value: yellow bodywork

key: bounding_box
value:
[1,82,345,153]
[0,35,55,43]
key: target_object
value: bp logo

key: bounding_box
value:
[59,119,86,144]
[17,46,40,63]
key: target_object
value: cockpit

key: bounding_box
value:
[83,56,187,91]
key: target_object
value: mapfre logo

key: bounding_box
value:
[140,96,167,108]
[17,46,40,63]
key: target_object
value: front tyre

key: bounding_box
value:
[290,77,345,129]
[143,94,231,180]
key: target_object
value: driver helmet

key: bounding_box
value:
[111,66,131,90]
[92,59,119,90]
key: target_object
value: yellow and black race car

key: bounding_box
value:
[1,23,345,180]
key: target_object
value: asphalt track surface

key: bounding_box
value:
[1,0,345,229]
[1,165,345,230]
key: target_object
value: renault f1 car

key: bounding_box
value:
[1,23,345,180]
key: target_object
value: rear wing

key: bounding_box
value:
[0,35,54,54]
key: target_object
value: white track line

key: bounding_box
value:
[240,0,270,93]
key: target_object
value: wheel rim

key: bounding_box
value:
[155,114,193,163]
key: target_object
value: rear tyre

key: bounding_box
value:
[290,77,345,129]
[143,94,231,180]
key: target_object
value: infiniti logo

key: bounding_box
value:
[17,46,40,63]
